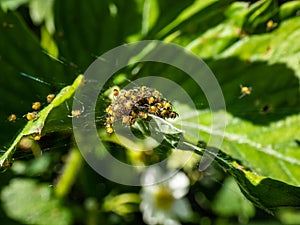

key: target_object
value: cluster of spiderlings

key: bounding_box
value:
[7,93,56,142]
[105,86,178,134]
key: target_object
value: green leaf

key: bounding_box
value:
[212,177,255,219]
[180,109,300,185]
[155,0,221,38]
[279,1,300,20]
[241,0,278,34]
[0,9,74,148]
[11,154,52,176]
[0,0,29,11]
[55,148,83,198]
[0,75,84,168]
[0,10,67,81]
[53,0,143,70]
[178,108,300,210]
[141,0,159,36]
[158,0,233,41]
[219,17,300,78]
[1,0,300,220]
[169,7,300,124]
[28,0,55,33]
[278,208,300,224]
[168,0,300,81]
[1,178,72,225]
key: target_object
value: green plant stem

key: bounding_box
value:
[55,147,83,198]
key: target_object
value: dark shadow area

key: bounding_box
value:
[129,57,299,126]
[208,57,300,125]
[54,0,142,71]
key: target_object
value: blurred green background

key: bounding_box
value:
[0,0,300,224]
